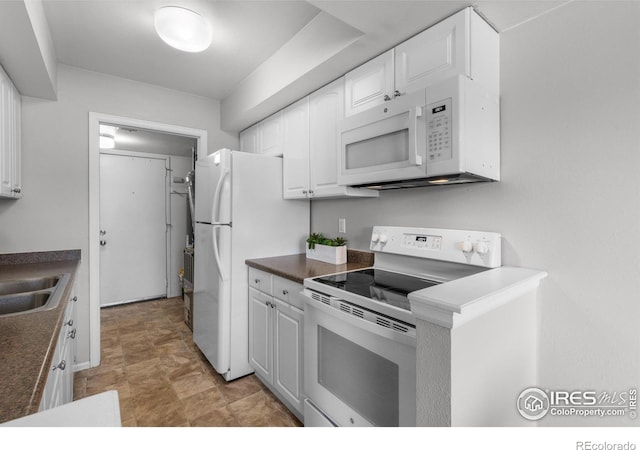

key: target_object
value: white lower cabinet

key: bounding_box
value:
[248,268,304,420]
[39,292,78,411]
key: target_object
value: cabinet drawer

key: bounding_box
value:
[273,276,304,310]
[248,267,272,295]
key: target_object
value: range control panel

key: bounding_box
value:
[402,233,442,251]
[370,226,501,268]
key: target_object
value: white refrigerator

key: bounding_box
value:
[193,148,309,381]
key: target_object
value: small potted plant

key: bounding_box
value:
[306,233,347,264]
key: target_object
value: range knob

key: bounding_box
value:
[379,234,388,244]
[371,232,380,243]
[475,241,490,255]
[460,240,473,253]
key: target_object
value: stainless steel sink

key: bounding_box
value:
[0,292,52,315]
[0,276,60,296]
[0,273,70,317]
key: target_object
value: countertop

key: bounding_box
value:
[1,391,121,427]
[245,249,374,284]
[0,250,80,423]
[409,266,548,329]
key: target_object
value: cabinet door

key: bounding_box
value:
[273,298,303,415]
[309,78,345,197]
[344,49,395,117]
[11,85,21,197]
[0,66,20,199]
[248,288,273,382]
[257,112,283,156]
[281,98,310,199]
[240,124,258,153]
[0,69,13,197]
[62,293,78,404]
[394,8,468,95]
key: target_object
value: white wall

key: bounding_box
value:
[312,1,640,426]
[0,65,238,365]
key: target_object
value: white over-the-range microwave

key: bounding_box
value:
[338,75,500,190]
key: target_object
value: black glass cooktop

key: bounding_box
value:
[313,268,439,311]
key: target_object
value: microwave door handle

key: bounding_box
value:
[409,106,424,166]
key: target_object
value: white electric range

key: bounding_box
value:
[302,225,501,427]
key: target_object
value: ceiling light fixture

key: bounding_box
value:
[99,135,115,149]
[154,6,212,53]
[99,124,118,149]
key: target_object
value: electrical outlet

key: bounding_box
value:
[338,218,346,234]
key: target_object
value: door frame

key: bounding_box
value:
[89,112,207,369]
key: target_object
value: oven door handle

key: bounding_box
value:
[302,290,416,347]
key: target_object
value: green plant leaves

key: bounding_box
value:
[306,233,347,249]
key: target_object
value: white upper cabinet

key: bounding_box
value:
[344,7,498,116]
[239,113,283,157]
[239,124,258,153]
[308,78,377,199]
[344,50,395,117]
[282,98,310,200]
[281,79,378,200]
[0,64,22,199]
[257,112,283,156]
[395,7,499,96]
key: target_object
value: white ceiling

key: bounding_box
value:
[0,0,570,137]
[37,0,568,101]
[42,0,321,100]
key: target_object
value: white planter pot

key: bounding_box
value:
[306,244,347,265]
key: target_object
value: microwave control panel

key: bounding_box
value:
[427,97,452,163]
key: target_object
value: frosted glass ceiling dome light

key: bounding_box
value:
[99,135,115,149]
[154,6,212,53]
[99,124,117,149]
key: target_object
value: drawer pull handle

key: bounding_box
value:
[53,360,66,371]
[65,319,74,326]
[72,296,78,302]
[68,329,77,339]
[282,290,288,296]
[254,279,260,284]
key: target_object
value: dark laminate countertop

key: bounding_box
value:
[245,249,374,284]
[0,250,80,423]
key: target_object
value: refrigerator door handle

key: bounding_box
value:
[211,225,227,281]
[211,168,230,224]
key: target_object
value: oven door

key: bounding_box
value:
[338,89,427,187]
[303,293,416,427]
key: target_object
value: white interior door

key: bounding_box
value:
[100,153,167,306]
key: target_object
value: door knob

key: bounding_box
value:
[100,240,107,246]
[100,229,107,235]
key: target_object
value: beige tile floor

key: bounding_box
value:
[73,296,302,427]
